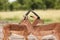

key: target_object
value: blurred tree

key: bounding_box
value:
[43,0,57,9]
[54,0,60,9]
[0,2,3,10]
[12,2,21,10]
[17,0,24,5]
[0,0,8,11]
[9,4,13,11]
[0,0,60,11]
[30,0,46,9]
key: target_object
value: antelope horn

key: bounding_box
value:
[24,9,31,20]
[25,9,32,16]
[31,10,40,19]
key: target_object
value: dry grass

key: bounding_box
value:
[0,10,60,24]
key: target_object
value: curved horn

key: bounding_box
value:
[24,9,31,20]
[25,9,31,16]
[31,10,40,19]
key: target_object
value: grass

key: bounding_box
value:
[0,10,60,24]
[43,19,53,22]
[4,17,20,22]
[43,19,53,24]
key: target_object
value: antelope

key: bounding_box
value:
[3,10,33,40]
[30,11,60,40]
[31,23,60,40]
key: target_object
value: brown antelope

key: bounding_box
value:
[3,10,33,40]
[31,10,60,40]
[30,11,60,40]
[31,23,60,40]
[3,9,42,40]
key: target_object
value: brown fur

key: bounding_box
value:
[3,16,32,40]
[31,18,60,40]
[32,19,44,26]
[3,14,60,40]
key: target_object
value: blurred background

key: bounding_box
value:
[0,0,60,40]
[0,0,60,24]
[0,0,60,11]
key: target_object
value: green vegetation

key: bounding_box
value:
[0,15,60,24]
[0,0,60,11]
[4,17,20,21]
[0,16,54,23]
[0,0,9,11]
[43,19,53,22]
[0,16,20,22]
